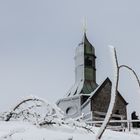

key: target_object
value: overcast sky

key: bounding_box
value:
[0,0,140,117]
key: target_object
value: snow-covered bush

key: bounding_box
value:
[0,96,94,133]
[1,96,63,124]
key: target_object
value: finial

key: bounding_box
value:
[82,17,87,34]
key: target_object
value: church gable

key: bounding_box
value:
[90,78,111,112]
[89,78,127,120]
[57,96,81,118]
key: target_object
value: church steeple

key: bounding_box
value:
[67,33,97,96]
[83,33,96,83]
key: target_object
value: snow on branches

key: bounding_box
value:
[1,95,64,124]
[0,96,94,133]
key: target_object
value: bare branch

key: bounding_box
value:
[96,47,119,140]
[119,65,140,87]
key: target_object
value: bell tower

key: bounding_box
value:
[57,31,98,118]
[67,33,97,96]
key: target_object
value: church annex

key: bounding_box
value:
[57,33,128,121]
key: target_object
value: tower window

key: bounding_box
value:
[85,56,92,67]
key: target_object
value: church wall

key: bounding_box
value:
[81,100,92,121]
[57,96,81,118]
[114,95,127,119]
[91,81,127,120]
[81,101,90,114]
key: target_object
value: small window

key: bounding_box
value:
[85,56,92,67]
[66,106,77,115]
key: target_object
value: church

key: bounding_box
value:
[57,32,128,121]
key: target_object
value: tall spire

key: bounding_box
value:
[66,31,97,97]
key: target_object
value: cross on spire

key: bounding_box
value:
[82,17,87,34]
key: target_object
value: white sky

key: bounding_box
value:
[0,0,140,118]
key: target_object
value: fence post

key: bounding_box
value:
[127,120,131,132]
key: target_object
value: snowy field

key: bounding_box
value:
[0,121,140,140]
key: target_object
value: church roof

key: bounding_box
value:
[83,33,96,55]
[81,77,128,109]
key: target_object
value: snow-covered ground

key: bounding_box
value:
[0,96,140,140]
[0,121,140,140]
